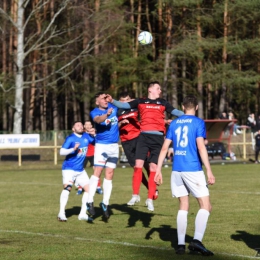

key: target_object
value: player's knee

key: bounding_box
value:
[64,184,72,192]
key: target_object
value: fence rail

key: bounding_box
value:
[0,131,255,166]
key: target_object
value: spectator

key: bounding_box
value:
[254,129,260,163]
[228,111,242,136]
[219,111,228,119]
[246,113,256,133]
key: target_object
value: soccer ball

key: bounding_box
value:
[138,31,153,45]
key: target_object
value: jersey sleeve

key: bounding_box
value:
[62,135,74,149]
[128,99,139,109]
[196,119,206,138]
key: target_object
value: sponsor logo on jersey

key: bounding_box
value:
[105,116,118,125]
[122,113,135,119]
[146,105,160,109]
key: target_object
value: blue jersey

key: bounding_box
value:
[90,103,119,144]
[166,115,206,171]
[61,132,94,172]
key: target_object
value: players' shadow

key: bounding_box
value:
[66,206,81,218]
[110,203,154,228]
[145,225,193,249]
[231,230,260,250]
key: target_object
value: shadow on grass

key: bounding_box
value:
[145,225,193,249]
[66,204,115,222]
[231,230,260,251]
[111,203,154,228]
[66,206,81,218]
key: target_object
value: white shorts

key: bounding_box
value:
[94,143,119,169]
[171,171,209,198]
[62,169,89,188]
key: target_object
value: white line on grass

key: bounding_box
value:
[0,229,258,259]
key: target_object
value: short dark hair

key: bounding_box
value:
[147,81,160,89]
[182,95,198,109]
[72,121,82,127]
[94,92,106,98]
[119,91,130,99]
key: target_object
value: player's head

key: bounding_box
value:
[182,95,198,113]
[119,92,131,102]
[84,120,93,131]
[147,81,161,99]
[95,92,108,109]
[72,121,84,134]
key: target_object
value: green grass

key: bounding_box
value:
[0,162,259,259]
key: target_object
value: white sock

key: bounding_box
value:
[194,209,210,242]
[87,175,99,203]
[79,192,88,216]
[177,210,188,245]
[59,189,69,215]
[102,178,112,205]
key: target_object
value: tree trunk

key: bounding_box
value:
[197,4,203,119]
[2,0,7,131]
[13,0,25,134]
[219,0,228,113]
[163,4,173,101]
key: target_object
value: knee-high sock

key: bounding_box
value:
[87,175,99,203]
[148,171,156,199]
[194,209,210,242]
[177,210,188,245]
[102,178,112,205]
[132,167,142,195]
[59,190,69,215]
[142,172,148,189]
[79,192,88,215]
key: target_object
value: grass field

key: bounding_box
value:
[0,162,260,260]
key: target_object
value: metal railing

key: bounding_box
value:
[0,130,255,166]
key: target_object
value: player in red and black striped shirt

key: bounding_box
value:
[117,92,159,204]
[107,81,183,211]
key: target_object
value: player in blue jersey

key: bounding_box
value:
[57,121,95,223]
[155,95,215,256]
[86,92,119,220]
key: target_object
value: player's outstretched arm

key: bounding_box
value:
[197,137,215,185]
[155,138,172,185]
[171,108,184,117]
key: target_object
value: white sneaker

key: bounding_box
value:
[236,129,242,134]
[233,132,237,136]
[145,199,154,211]
[78,214,93,222]
[57,213,67,222]
[127,195,140,206]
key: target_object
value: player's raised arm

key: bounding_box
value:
[171,108,184,117]
[93,107,113,124]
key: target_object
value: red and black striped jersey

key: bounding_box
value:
[117,108,140,142]
[128,98,174,133]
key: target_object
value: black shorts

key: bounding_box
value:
[121,137,138,167]
[84,156,94,167]
[135,133,164,164]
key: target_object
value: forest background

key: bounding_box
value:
[1,0,260,134]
